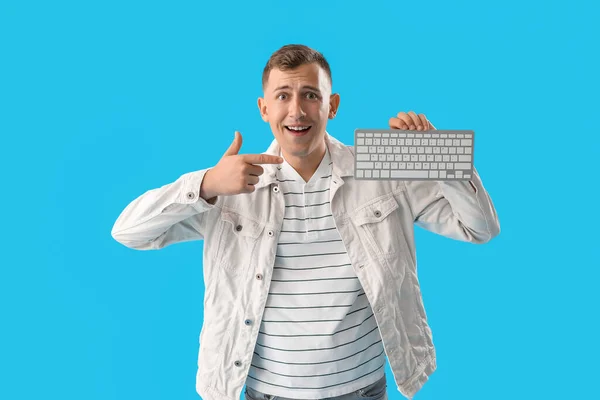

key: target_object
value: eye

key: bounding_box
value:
[306,92,318,99]
[277,93,287,100]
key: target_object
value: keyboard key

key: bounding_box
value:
[381,170,390,178]
[459,155,472,162]
[357,154,370,161]
[375,162,382,169]
[357,138,365,145]
[371,154,378,161]
[440,171,447,178]
[454,163,471,169]
[357,162,374,169]
[461,139,472,146]
[373,170,380,178]
[430,170,438,178]
[357,146,368,153]
[383,162,390,169]
[366,138,373,145]
[356,169,364,178]
[365,170,372,178]
[391,170,429,178]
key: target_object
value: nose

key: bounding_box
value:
[288,96,306,120]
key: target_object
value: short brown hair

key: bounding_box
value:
[262,44,332,91]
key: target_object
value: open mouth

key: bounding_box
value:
[285,125,312,136]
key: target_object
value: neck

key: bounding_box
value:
[283,140,327,183]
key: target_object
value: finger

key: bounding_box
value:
[407,111,423,130]
[242,153,284,165]
[247,164,265,176]
[389,117,409,130]
[396,112,417,130]
[247,175,260,186]
[223,131,242,157]
[416,113,429,130]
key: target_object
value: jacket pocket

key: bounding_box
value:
[214,211,265,275]
[350,193,403,258]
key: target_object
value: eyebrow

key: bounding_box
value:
[273,85,322,93]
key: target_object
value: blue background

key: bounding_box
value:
[1,0,598,399]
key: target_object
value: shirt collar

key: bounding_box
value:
[255,131,354,189]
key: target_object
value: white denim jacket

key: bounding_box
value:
[111,132,500,400]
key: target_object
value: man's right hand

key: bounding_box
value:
[200,131,283,202]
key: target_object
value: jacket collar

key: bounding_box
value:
[255,131,354,189]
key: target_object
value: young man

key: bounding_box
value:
[112,44,500,400]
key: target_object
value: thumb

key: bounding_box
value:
[223,131,242,157]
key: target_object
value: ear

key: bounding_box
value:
[328,93,340,119]
[257,97,268,122]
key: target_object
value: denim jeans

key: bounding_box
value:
[244,375,388,400]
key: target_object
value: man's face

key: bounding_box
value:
[258,63,340,158]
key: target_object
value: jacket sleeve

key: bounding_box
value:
[111,169,217,250]
[402,166,500,243]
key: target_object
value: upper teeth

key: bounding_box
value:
[288,126,309,131]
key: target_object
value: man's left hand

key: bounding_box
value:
[389,111,436,131]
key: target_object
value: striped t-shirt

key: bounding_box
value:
[245,145,386,399]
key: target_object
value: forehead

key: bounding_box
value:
[266,63,330,92]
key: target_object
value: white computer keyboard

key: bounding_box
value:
[354,129,475,181]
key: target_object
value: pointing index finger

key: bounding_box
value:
[241,153,284,165]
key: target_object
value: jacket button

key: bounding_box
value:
[235,225,243,231]
[273,186,279,193]
[244,319,252,326]
[186,192,195,200]
[234,361,242,367]
[374,210,381,217]
[256,273,263,280]
[267,230,274,237]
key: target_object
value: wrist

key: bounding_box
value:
[200,170,219,203]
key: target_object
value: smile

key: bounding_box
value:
[285,125,312,136]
